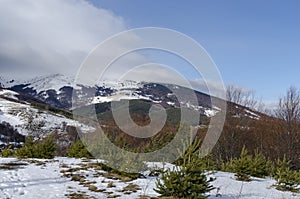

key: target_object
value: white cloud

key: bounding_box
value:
[0,0,127,79]
[108,63,225,99]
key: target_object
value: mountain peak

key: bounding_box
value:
[0,75,20,88]
[0,73,77,93]
[23,73,76,93]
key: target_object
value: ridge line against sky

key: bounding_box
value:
[0,0,300,106]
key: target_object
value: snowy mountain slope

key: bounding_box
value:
[0,74,77,94]
[22,74,80,94]
[0,76,22,89]
[0,89,93,140]
[0,157,299,199]
[0,89,19,100]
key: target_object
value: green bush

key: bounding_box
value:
[274,156,300,192]
[1,146,15,157]
[67,140,92,158]
[16,136,56,159]
[222,147,273,181]
[88,134,148,173]
[36,136,56,159]
[16,136,35,158]
[155,140,214,198]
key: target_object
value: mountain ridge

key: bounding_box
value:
[0,74,220,115]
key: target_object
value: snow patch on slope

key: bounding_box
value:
[244,109,260,120]
[0,89,19,100]
[0,95,93,136]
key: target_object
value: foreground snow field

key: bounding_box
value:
[0,158,299,199]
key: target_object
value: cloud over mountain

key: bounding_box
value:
[0,0,126,78]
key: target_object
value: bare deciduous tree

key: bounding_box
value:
[275,86,300,123]
[274,86,300,166]
[226,85,257,110]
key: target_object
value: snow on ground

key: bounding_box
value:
[0,157,159,199]
[0,158,299,199]
[0,98,26,128]
[208,171,300,199]
[0,158,80,199]
[0,95,93,136]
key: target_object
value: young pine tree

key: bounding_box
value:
[250,149,274,178]
[67,140,92,158]
[232,147,252,181]
[274,156,300,192]
[223,147,273,181]
[35,136,56,159]
[16,136,56,159]
[16,136,35,158]
[155,140,214,198]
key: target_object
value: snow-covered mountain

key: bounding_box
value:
[0,74,223,117]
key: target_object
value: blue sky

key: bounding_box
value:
[89,0,300,103]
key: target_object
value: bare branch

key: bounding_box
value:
[226,85,257,109]
[275,86,300,123]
